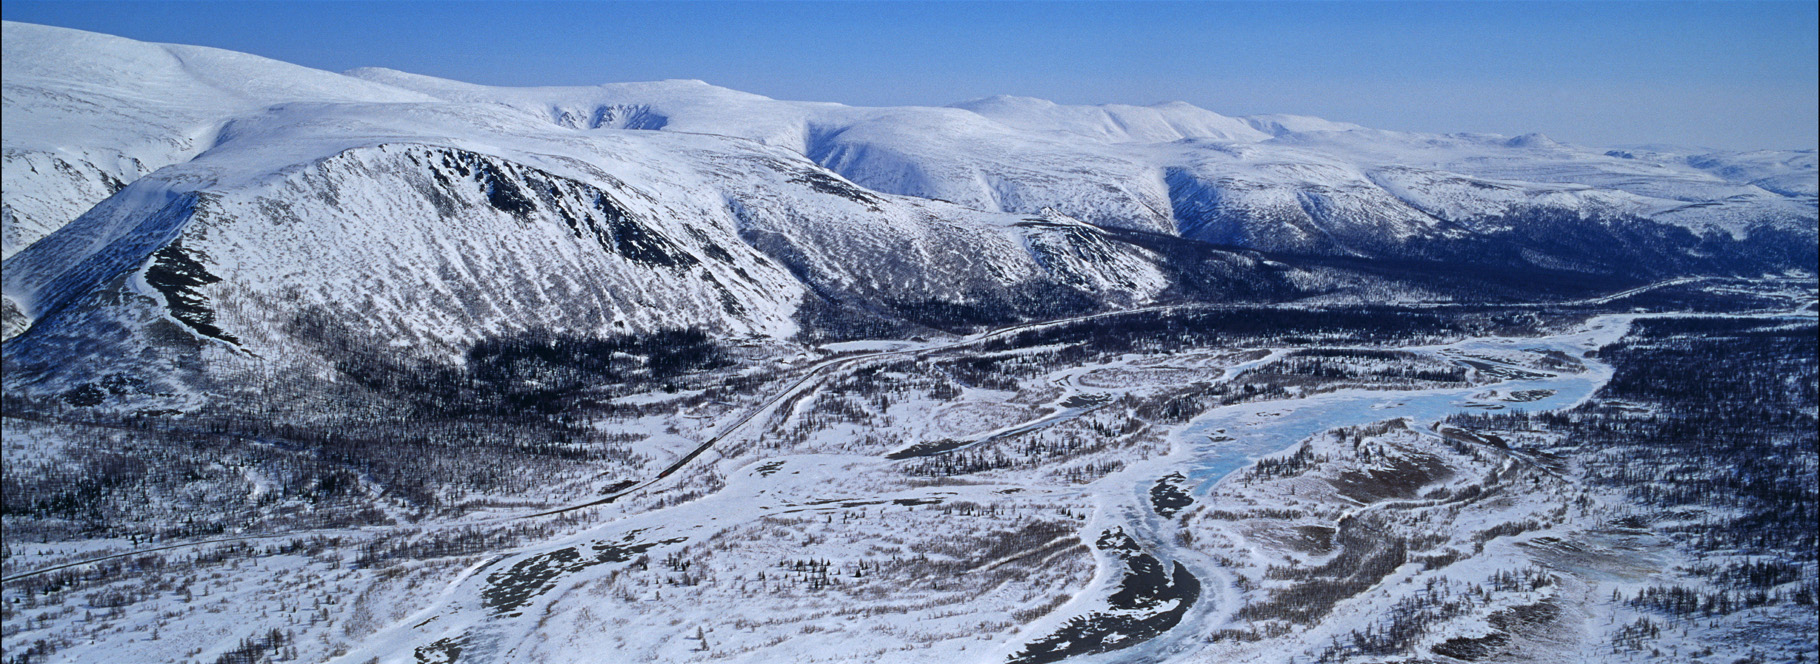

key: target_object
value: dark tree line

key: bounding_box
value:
[1449,316,1819,629]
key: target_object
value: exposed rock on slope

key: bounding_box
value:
[2,20,1814,409]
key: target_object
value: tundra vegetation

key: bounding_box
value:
[2,279,1814,664]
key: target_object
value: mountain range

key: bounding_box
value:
[3,20,1814,410]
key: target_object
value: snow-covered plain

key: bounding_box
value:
[7,295,1815,664]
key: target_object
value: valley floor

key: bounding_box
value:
[3,281,1816,664]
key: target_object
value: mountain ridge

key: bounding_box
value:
[2,20,1814,411]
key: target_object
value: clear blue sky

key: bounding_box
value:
[5,1,1816,150]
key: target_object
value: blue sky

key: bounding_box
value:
[5,1,1816,150]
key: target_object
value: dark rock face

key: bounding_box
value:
[143,241,236,344]
[1010,529,1200,664]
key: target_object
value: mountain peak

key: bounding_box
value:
[1505,132,1563,148]
[1241,114,1366,136]
[1148,100,1204,111]
[948,94,1059,110]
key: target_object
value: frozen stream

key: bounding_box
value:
[1047,315,1633,664]
[1180,343,1606,496]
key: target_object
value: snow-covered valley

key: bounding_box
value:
[6,288,1816,664]
[2,20,1816,664]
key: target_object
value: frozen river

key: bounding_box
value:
[1181,336,1612,495]
[1084,315,1632,664]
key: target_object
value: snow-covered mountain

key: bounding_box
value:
[2,21,1814,406]
[1,98,1212,406]
[342,64,1816,251]
[0,22,435,259]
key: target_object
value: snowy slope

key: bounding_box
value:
[947,95,1271,144]
[7,20,1812,270]
[343,69,1188,234]
[1263,130,1816,238]
[1,21,433,257]
[348,66,1817,251]
[2,21,1815,402]
[1,95,1189,404]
